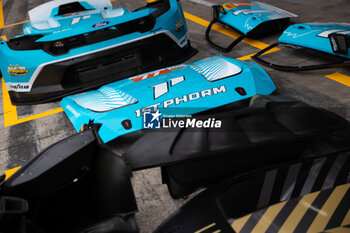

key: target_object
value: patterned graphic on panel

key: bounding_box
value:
[72,86,137,112]
[189,56,242,81]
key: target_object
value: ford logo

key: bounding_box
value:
[92,21,110,29]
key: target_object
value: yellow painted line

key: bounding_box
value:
[4,166,21,180]
[2,79,19,123]
[250,202,286,233]
[0,0,29,29]
[326,72,350,87]
[236,47,279,61]
[279,191,319,233]
[2,79,63,127]
[307,183,350,233]
[2,20,29,29]
[0,1,4,29]
[0,0,28,29]
[195,223,216,233]
[212,230,221,233]
[237,53,258,61]
[232,214,252,233]
[342,209,350,226]
[14,107,64,125]
[184,12,280,51]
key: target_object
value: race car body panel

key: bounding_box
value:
[252,23,350,71]
[124,95,348,198]
[0,0,197,105]
[154,151,350,233]
[279,23,350,59]
[60,56,276,143]
[1,97,350,232]
[206,2,296,52]
[0,129,139,233]
[218,2,296,35]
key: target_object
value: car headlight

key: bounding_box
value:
[52,41,65,48]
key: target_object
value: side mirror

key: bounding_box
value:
[329,33,349,55]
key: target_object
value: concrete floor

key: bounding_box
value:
[0,0,349,232]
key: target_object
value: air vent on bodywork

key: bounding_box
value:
[189,56,242,81]
[45,15,156,56]
[57,2,88,16]
[71,86,137,112]
[7,35,44,50]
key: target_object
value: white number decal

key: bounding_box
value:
[152,76,185,99]
[70,15,91,25]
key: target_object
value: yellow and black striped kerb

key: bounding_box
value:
[230,152,350,233]
[163,151,350,233]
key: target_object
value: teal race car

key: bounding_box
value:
[0,0,197,105]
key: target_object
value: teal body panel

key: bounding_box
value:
[0,0,189,93]
[61,56,276,143]
[217,1,296,35]
[279,23,350,59]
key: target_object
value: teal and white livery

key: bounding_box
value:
[206,2,297,52]
[253,23,350,71]
[0,0,197,105]
[61,56,276,143]
[70,87,138,112]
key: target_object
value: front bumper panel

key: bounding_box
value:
[9,34,197,105]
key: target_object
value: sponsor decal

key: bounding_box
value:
[92,21,110,29]
[53,28,72,34]
[223,2,254,11]
[163,117,222,129]
[143,110,162,129]
[8,84,30,91]
[130,65,186,82]
[131,69,171,82]
[135,85,227,117]
[143,110,222,129]
[7,65,29,77]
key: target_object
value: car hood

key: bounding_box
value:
[61,55,276,143]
